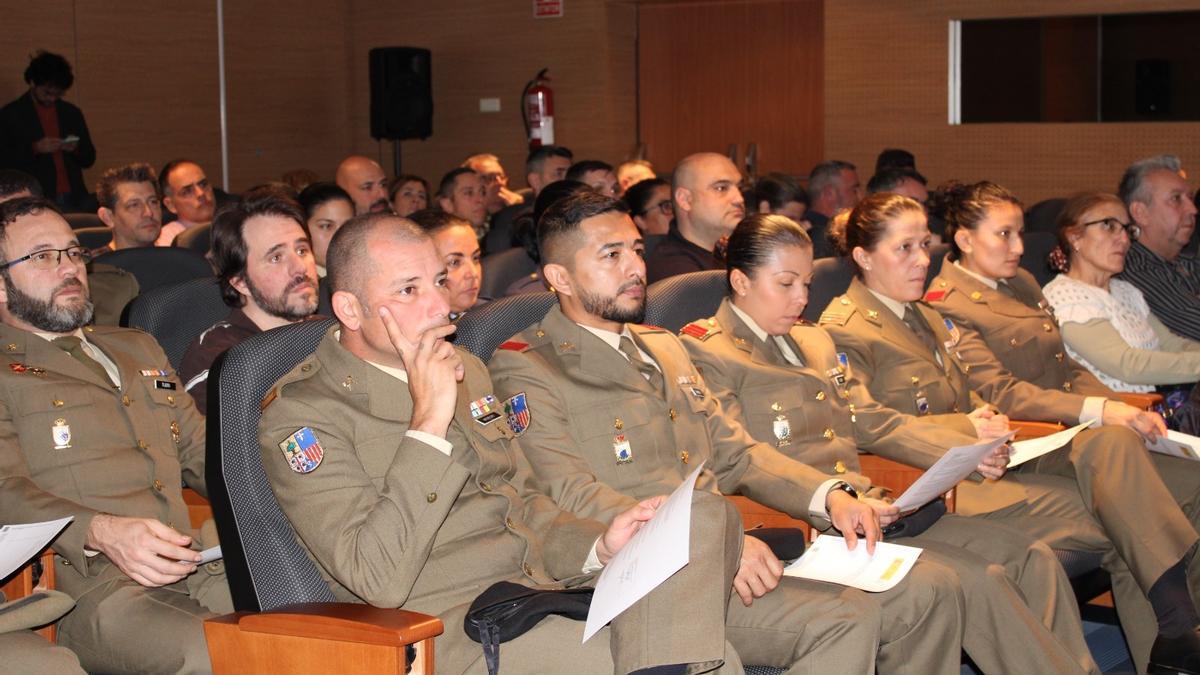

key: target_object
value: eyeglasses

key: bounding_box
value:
[0,246,91,271]
[649,200,673,216]
[1081,217,1141,240]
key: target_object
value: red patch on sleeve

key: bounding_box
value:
[680,323,709,338]
[497,340,528,351]
[923,290,946,302]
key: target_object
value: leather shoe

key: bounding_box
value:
[1149,627,1200,674]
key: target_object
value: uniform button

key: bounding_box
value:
[61,559,71,566]
[5,343,15,352]
[962,364,971,373]
[1054,352,1064,362]
[834,460,847,474]
[823,428,835,440]
[613,418,623,430]
[953,404,961,412]
[137,439,147,450]
[669,408,677,421]
[122,395,131,407]
[910,376,920,386]
[679,450,689,464]
[52,399,64,407]
[522,562,534,576]
[166,395,175,405]
[505,517,515,529]
[167,522,175,530]
[1063,382,1072,392]
[301,364,312,372]
[815,391,826,401]
[480,482,492,492]
[153,480,164,492]
[1009,337,1018,347]
[1043,323,1053,332]
[770,402,782,412]
[426,492,437,503]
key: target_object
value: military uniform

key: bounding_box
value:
[677,298,1105,674]
[86,262,139,327]
[821,276,1200,670]
[258,327,745,675]
[0,589,83,674]
[0,323,230,674]
[487,304,1095,675]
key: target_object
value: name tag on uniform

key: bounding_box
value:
[470,394,502,425]
[155,380,177,390]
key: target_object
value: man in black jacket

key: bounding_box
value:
[0,51,96,210]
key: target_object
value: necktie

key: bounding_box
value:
[619,335,665,396]
[902,306,940,359]
[52,336,115,387]
[997,281,1018,300]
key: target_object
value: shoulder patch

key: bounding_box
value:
[260,388,278,411]
[680,322,718,340]
[497,340,529,351]
[923,289,946,303]
[279,427,324,473]
[503,392,531,436]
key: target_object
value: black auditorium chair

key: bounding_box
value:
[643,270,726,333]
[203,319,442,673]
[93,246,213,293]
[1020,230,1059,287]
[122,277,229,369]
[65,212,103,230]
[175,222,212,254]
[643,233,666,258]
[1025,197,1066,233]
[802,256,855,322]
[454,292,556,361]
[74,226,113,250]
[927,243,949,280]
[479,247,539,302]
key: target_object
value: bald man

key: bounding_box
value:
[645,152,744,283]
[334,156,390,215]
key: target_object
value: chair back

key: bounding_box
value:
[175,223,212,255]
[454,292,556,361]
[207,318,338,611]
[1025,198,1066,233]
[927,243,950,283]
[480,248,538,300]
[92,247,213,293]
[802,256,855,322]
[1021,231,1059,286]
[123,278,229,369]
[644,270,727,333]
[65,213,103,230]
[75,226,112,250]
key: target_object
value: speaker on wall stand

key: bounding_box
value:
[369,47,433,175]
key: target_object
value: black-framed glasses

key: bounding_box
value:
[646,199,673,216]
[0,246,91,271]
[1081,217,1140,240]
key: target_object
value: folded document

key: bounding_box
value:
[784,534,923,593]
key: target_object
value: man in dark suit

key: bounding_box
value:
[0,52,96,211]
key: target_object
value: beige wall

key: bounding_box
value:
[825,1,1200,203]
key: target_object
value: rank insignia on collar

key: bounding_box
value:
[52,418,71,449]
[140,369,168,377]
[923,289,946,302]
[470,394,502,425]
[279,427,324,473]
[503,392,531,436]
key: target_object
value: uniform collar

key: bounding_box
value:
[952,260,1000,289]
[865,287,909,320]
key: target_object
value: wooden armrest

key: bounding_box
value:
[1117,392,1163,411]
[1011,420,1066,441]
[726,495,812,539]
[205,603,443,674]
[859,453,956,512]
[1,549,58,642]
[182,487,213,529]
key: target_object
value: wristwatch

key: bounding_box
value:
[825,481,859,516]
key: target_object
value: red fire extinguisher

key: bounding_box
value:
[522,68,554,149]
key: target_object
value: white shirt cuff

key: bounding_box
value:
[582,538,603,573]
[808,478,843,524]
[1080,397,1106,426]
[404,430,453,456]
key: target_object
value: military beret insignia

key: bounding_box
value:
[279,427,324,473]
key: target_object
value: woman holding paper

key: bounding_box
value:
[810,193,1200,673]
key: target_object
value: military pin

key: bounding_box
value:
[773,415,792,447]
[689,386,705,400]
[942,318,961,347]
[915,395,930,415]
[52,418,71,449]
[170,420,181,444]
[613,434,633,463]
[341,375,354,391]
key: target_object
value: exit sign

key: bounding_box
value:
[534,0,562,18]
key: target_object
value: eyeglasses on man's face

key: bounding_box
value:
[0,245,91,272]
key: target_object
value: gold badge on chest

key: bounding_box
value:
[52,418,71,449]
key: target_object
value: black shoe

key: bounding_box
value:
[1149,627,1200,674]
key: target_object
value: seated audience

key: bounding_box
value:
[505,179,593,296]
[95,162,163,252]
[298,181,354,278]
[488,144,573,253]
[818,192,1200,672]
[158,158,216,245]
[615,158,655,195]
[407,209,485,319]
[0,197,230,673]
[435,167,488,240]
[1116,155,1200,341]
[257,212,749,674]
[334,155,390,215]
[180,191,319,414]
[749,172,809,226]
[644,152,743,283]
[387,173,428,217]
[875,147,918,174]
[462,152,523,213]
[566,159,619,197]
[805,160,863,258]
[622,177,672,235]
[1043,192,1200,430]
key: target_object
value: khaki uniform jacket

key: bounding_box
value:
[258,327,605,615]
[928,264,1112,406]
[680,298,977,486]
[487,305,830,525]
[87,263,139,327]
[0,324,205,573]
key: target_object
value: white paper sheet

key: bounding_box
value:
[1147,430,1200,460]
[197,546,222,564]
[1008,421,1094,468]
[0,516,73,580]
[891,432,1015,513]
[583,463,704,642]
[783,534,923,592]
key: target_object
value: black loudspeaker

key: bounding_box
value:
[369,47,432,140]
[1135,59,1171,116]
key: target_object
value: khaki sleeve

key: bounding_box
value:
[1061,319,1200,386]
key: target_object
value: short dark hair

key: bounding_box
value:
[516,180,593,264]
[407,208,471,235]
[750,173,808,212]
[526,145,574,176]
[726,214,813,293]
[0,170,43,201]
[211,189,306,308]
[23,51,73,90]
[298,181,353,220]
[0,197,62,264]
[623,178,671,217]
[538,191,629,267]
[326,213,428,305]
[95,163,158,210]
[388,174,429,202]
[159,158,198,195]
[566,160,613,183]
[866,166,927,195]
[875,148,916,174]
[437,168,476,200]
